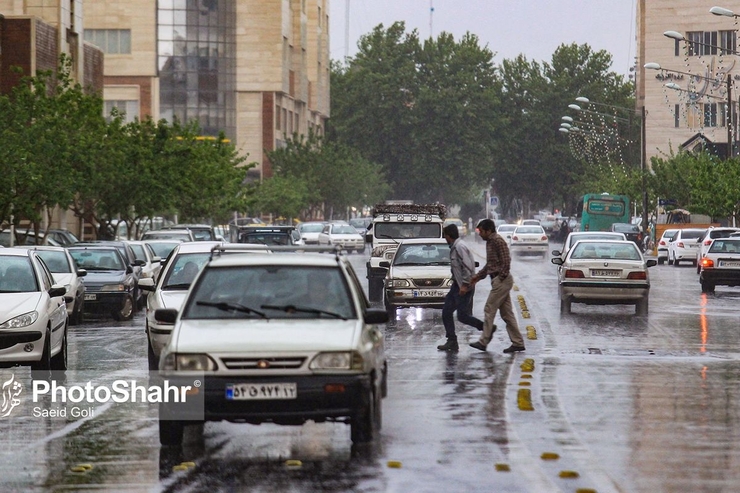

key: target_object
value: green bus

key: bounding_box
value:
[580,193,630,232]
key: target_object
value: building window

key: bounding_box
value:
[275,104,281,130]
[105,100,140,123]
[685,102,725,128]
[675,104,680,128]
[682,30,735,56]
[84,29,131,54]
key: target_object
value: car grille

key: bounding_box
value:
[221,356,306,370]
[413,278,445,287]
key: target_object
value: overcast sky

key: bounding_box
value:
[329,0,637,76]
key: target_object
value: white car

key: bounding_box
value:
[694,227,740,273]
[656,228,679,265]
[18,246,87,325]
[381,238,451,315]
[125,240,162,282]
[296,221,327,245]
[551,240,656,315]
[496,224,517,245]
[155,250,389,446]
[667,228,705,266]
[510,225,549,257]
[0,249,68,370]
[140,229,195,242]
[552,231,627,264]
[318,222,365,253]
[698,237,740,293]
[137,242,269,369]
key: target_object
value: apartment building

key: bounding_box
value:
[83,0,331,179]
[0,0,103,95]
[637,0,739,160]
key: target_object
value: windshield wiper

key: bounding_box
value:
[261,304,347,320]
[163,283,191,290]
[196,300,267,318]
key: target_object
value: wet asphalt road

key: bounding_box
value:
[1,237,740,492]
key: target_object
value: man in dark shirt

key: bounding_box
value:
[467,219,525,353]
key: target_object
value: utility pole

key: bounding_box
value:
[727,73,733,158]
[344,0,350,60]
[430,0,434,38]
[641,105,649,244]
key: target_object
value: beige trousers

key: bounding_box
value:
[479,275,524,347]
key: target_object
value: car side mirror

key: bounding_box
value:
[76,268,87,277]
[646,259,658,267]
[551,258,564,265]
[134,259,146,266]
[364,309,389,324]
[475,261,480,267]
[152,256,161,263]
[154,308,178,324]
[379,261,390,268]
[49,285,66,298]
[137,277,156,292]
[551,250,561,257]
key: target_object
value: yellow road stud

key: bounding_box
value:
[495,463,510,472]
[540,452,560,460]
[70,466,88,473]
[285,460,303,468]
[387,460,402,468]
[172,465,189,472]
[559,470,580,478]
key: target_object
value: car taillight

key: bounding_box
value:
[541,235,548,241]
[512,235,519,241]
[627,272,647,280]
[659,240,666,246]
[564,270,584,278]
[704,240,712,245]
[677,242,685,248]
[701,258,714,269]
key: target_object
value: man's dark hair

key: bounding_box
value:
[477,218,496,232]
[443,224,459,239]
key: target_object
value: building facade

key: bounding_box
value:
[82,0,331,179]
[637,0,739,160]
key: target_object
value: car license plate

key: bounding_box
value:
[413,290,445,297]
[225,383,297,400]
[591,269,620,277]
[84,294,97,301]
[720,260,740,267]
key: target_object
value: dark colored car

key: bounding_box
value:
[232,226,297,246]
[610,223,643,251]
[67,246,137,321]
[75,241,146,306]
[46,229,80,247]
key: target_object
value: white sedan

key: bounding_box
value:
[667,228,705,266]
[317,222,365,253]
[496,224,517,245]
[551,240,656,315]
[510,225,549,257]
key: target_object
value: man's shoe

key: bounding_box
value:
[469,341,487,351]
[437,340,459,351]
[503,345,525,353]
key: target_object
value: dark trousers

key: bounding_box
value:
[442,282,484,341]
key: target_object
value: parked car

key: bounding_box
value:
[656,228,679,265]
[140,229,195,242]
[667,228,705,266]
[510,225,549,257]
[137,242,269,369]
[381,238,452,315]
[694,227,740,273]
[67,246,137,321]
[46,229,80,247]
[698,237,740,293]
[155,249,388,446]
[76,241,145,308]
[496,223,518,246]
[160,224,217,241]
[0,230,62,247]
[0,248,68,370]
[125,240,162,282]
[551,240,656,315]
[297,221,327,245]
[609,222,644,250]
[521,219,541,226]
[18,246,87,325]
[142,239,184,260]
[317,222,365,253]
[234,226,297,246]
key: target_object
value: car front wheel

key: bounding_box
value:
[50,328,68,371]
[31,329,52,373]
[112,294,134,321]
[351,385,380,443]
[159,419,185,446]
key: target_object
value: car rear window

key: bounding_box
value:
[708,239,740,253]
[709,229,740,239]
[681,230,704,239]
[571,242,640,260]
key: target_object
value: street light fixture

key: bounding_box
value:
[709,6,738,17]
[561,116,574,122]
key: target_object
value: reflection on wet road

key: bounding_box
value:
[2,239,740,492]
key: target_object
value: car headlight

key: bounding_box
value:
[162,353,217,371]
[388,279,410,287]
[444,278,453,287]
[0,311,39,330]
[64,284,72,295]
[309,351,364,370]
[101,284,126,292]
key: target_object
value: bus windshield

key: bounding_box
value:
[580,194,630,232]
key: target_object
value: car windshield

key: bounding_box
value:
[515,227,543,235]
[183,265,356,320]
[393,243,450,266]
[333,225,358,234]
[162,253,210,289]
[709,229,740,239]
[240,233,291,245]
[374,223,441,239]
[190,230,214,241]
[68,249,125,271]
[0,257,38,292]
[35,250,72,273]
[299,224,324,233]
[708,239,740,253]
[145,241,181,258]
[612,223,639,233]
[570,242,640,260]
